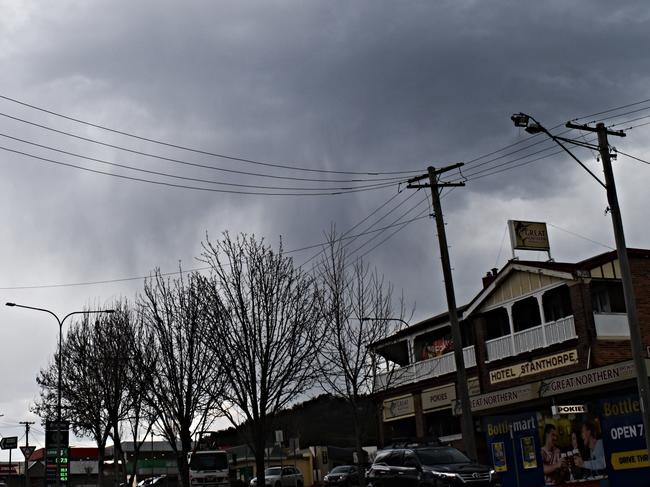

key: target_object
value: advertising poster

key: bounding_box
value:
[538,402,613,487]
[520,436,538,469]
[491,441,507,472]
[599,394,650,487]
[484,412,543,487]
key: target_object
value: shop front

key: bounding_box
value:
[476,360,650,487]
[382,394,417,442]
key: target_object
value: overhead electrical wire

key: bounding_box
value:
[0,131,405,192]
[571,97,650,123]
[0,144,401,196]
[3,98,650,290]
[0,94,423,176]
[617,150,650,166]
[0,112,410,184]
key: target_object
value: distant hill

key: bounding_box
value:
[203,394,379,449]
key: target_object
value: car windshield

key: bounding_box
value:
[415,447,471,465]
[189,452,228,470]
[265,467,282,476]
[330,466,353,473]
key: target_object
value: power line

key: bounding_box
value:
[0,144,400,196]
[547,223,614,250]
[609,113,650,128]
[617,149,650,165]
[572,97,650,123]
[0,112,410,184]
[0,94,422,176]
[0,131,405,192]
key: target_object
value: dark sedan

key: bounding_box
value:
[323,465,360,486]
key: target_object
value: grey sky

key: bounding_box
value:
[1,0,649,455]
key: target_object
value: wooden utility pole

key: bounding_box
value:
[19,421,35,487]
[565,120,650,453]
[407,164,477,460]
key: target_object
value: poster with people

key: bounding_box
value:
[538,412,608,486]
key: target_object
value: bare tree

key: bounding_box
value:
[315,231,408,484]
[139,270,223,487]
[124,311,158,487]
[201,233,323,487]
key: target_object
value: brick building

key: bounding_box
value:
[370,248,650,487]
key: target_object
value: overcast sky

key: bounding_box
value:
[1,0,649,456]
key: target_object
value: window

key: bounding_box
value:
[415,447,471,465]
[376,450,404,466]
[591,281,626,313]
[403,452,419,468]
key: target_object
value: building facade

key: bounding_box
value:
[370,248,650,487]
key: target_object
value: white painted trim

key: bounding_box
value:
[474,281,569,314]
[464,263,574,317]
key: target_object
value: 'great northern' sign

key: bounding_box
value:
[489,349,578,384]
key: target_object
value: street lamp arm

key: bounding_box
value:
[60,309,115,326]
[512,113,606,189]
[6,302,62,326]
[360,316,410,327]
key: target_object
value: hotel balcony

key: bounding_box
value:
[373,346,476,390]
[485,315,577,362]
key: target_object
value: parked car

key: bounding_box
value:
[366,445,500,487]
[250,466,304,487]
[323,465,361,486]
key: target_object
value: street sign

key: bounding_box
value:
[20,445,36,459]
[0,436,18,450]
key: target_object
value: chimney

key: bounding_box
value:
[482,268,499,289]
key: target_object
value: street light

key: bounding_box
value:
[510,112,650,454]
[5,302,114,487]
[5,302,115,422]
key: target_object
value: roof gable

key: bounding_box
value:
[465,263,575,316]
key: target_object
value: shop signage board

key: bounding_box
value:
[421,377,480,412]
[508,220,550,251]
[382,394,414,422]
[600,394,650,486]
[468,382,541,413]
[539,360,638,397]
[489,349,578,385]
[551,404,587,415]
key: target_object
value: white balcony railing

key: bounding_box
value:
[373,345,476,390]
[485,315,576,362]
